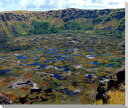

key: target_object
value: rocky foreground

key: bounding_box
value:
[95,69,125,104]
[0,69,125,104]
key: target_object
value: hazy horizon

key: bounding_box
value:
[0,8,125,13]
[0,0,125,12]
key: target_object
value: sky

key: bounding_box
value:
[0,0,126,12]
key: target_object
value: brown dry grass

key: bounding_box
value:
[94,89,125,104]
[107,90,125,104]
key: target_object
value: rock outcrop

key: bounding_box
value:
[0,94,12,104]
[96,69,125,104]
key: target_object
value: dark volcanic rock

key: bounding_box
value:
[0,94,12,104]
[96,69,125,104]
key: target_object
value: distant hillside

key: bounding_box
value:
[0,8,125,38]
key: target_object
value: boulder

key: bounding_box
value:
[0,94,12,104]
[96,69,125,104]
[30,88,42,94]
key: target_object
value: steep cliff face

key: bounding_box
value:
[0,8,125,38]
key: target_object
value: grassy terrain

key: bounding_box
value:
[0,33,125,104]
[0,8,125,39]
[0,8,125,104]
